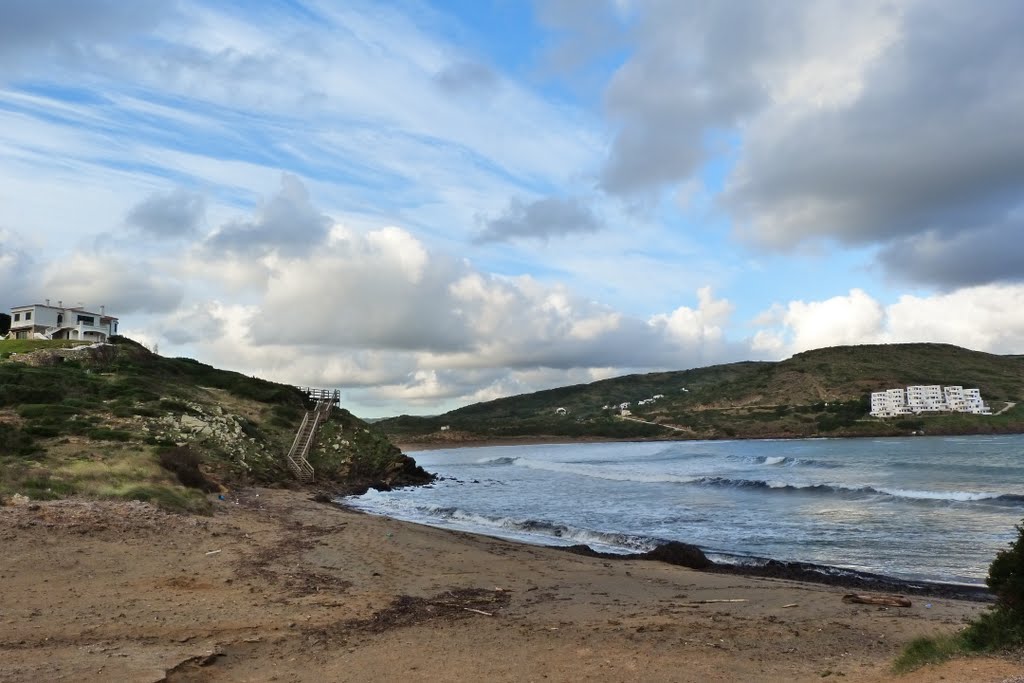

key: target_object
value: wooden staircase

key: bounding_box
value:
[285,389,340,484]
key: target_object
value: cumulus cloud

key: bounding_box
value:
[753,285,1024,357]
[0,228,35,306]
[126,188,206,238]
[551,1,1024,286]
[42,253,182,314]
[157,301,225,345]
[204,174,332,257]
[475,196,604,243]
[168,215,748,410]
[876,218,1024,288]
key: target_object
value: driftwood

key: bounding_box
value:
[841,593,912,607]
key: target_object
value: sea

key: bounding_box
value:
[344,434,1024,585]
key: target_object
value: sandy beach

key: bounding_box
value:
[2,488,1021,683]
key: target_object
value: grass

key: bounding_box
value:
[893,634,969,673]
[0,339,91,356]
[0,449,213,513]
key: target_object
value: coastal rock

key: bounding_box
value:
[642,541,713,570]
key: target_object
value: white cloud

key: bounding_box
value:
[755,285,1024,357]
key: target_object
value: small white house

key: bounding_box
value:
[653,394,664,400]
[6,301,119,342]
[555,407,567,415]
[619,402,631,410]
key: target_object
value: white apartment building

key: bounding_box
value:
[906,385,945,412]
[870,388,913,418]
[871,384,991,417]
[963,388,992,415]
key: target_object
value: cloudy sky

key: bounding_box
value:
[2,0,1023,416]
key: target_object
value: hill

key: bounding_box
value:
[0,337,430,511]
[380,343,1024,445]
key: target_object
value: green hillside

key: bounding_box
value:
[0,337,429,510]
[380,343,1024,444]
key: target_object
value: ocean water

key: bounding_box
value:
[344,435,1024,584]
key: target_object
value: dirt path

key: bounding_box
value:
[1,490,1021,682]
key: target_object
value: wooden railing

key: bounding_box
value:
[284,391,339,484]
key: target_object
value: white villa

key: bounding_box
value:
[5,301,119,342]
[870,385,991,418]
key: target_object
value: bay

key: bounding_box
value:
[344,434,1024,584]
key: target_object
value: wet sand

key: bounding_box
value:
[1,488,1021,682]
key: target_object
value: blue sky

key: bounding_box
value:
[2,0,1023,416]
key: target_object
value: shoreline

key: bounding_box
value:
[336,497,992,603]
[3,488,1020,682]
[394,428,1024,453]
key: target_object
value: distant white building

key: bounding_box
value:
[871,385,991,417]
[555,407,567,415]
[653,394,664,400]
[907,385,945,413]
[6,301,118,342]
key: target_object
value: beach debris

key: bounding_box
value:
[782,603,799,608]
[688,599,748,604]
[841,593,911,607]
[463,608,493,617]
[205,549,222,556]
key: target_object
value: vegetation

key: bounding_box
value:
[379,343,1024,444]
[0,339,90,358]
[894,520,1024,672]
[0,336,425,511]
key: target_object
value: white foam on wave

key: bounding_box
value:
[345,491,656,554]
[762,456,787,466]
[874,487,999,502]
[516,457,698,484]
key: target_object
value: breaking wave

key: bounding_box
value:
[692,477,1024,505]
[405,505,658,553]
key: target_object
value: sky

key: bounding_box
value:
[1,0,1023,417]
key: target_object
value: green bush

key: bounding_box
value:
[17,404,80,419]
[87,428,133,442]
[157,446,219,492]
[987,520,1024,616]
[895,518,1024,671]
[0,423,37,456]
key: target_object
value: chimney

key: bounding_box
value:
[58,300,63,308]
[46,298,50,306]
[100,305,105,315]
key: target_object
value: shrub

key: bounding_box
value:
[986,519,1024,616]
[110,484,212,514]
[157,446,219,492]
[895,518,1024,671]
[0,423,37,456]
[87,428,133,442]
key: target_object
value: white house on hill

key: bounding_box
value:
[6,301,119,342]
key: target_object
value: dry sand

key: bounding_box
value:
[2,488,1022,683]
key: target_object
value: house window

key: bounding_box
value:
[57,314,63,325]
[13,313,19,321]
[77,315,95,325]
[25,311,31,321]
